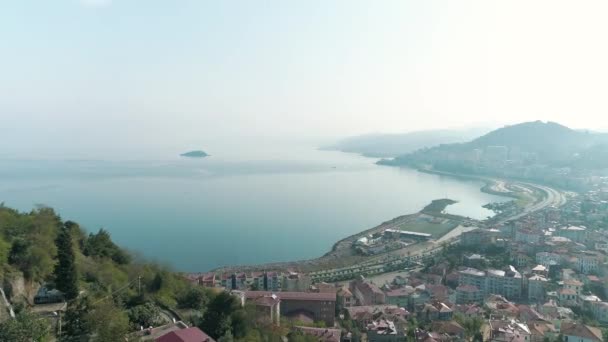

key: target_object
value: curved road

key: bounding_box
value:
[311,179,568,281]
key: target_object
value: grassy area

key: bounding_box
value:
[395,218,458,238]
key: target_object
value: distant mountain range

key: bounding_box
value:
[381,121,608,169]
[323,127,493,157]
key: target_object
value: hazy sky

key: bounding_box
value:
[2,0,608,155]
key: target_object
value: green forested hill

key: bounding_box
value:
[0,205,283,342]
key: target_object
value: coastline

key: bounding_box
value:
[207,167,523,275]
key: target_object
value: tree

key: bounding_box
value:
[54,221,79,300]
[0,311,51,342]
[454,314,483,342]
[61,297,92,341]
[177,287,209,310]
[86,300,130,342]
[128,303,163,328]
[83,229,130,265]
[200,292,240,339]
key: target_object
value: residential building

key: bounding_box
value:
[559,226,587,243]
[155,326,215,342]
[264,272,282,291]
[336,287,353,310]
[516,229,542,244]
[292,327,341,342]
[558,288,578,307]
[385,286,415,308]
[282,273,311,292]
[536,252,562,268]
[430,321,465,340]
[527,275,548,303]
[560,323,602,342]
[488,320,531,342]
[366,319,404,342]
[455,285,483,304]
[251,293,281,326]
[576,252,603,274]
[459,266,523,300]
[352,280,386,306]
[245,291,336,327]
[589,301,608,323]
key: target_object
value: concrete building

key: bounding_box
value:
[528,275,548,303]
[589,301,608,323]
[559,226,587,243]
[536,252,562,268]
[459,266,523,300]
[251,294,281,326]
[282,273,311,292]
[576,252,603,274]
[352,280,386,306]
[455,285,483,304]
[516,229,542,244]
[245,291,336,327]
[384,286,414,308]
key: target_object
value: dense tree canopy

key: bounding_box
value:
[54,221,79,300]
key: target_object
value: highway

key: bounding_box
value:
[311,179,567,282]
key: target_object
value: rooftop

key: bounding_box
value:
[245,291,336,302]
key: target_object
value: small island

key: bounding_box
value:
[180,150,209,158]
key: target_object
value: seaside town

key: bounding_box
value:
[178,177,608,342]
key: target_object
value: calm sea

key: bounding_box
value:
[0,140,506,272]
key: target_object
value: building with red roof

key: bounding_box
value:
[155,327,215,342]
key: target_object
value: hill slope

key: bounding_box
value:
[382,121,608,168]
[324,127,491,157]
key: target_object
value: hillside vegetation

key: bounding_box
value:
[0,205,282,341]
[382,121,608,169]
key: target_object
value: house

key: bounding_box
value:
[528,321,557,342]
[558,288,578,307]
[345,305,409,326]
[455,285,483,304]
[560,322,603,342]
[453,304,483,318]
[155,327,215,342]
[292,326,341,342]
[430,321,465,340]
[385,286,415,308]
[352,280,386,306]
[488,320,531,342]
[251,293,281,326]
[244,291,336,326]
[562,279,583,295]
[366,319,405,342]
[337,287,353,309]
[33,287,65,305]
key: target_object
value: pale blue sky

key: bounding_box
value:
[2,1,608,157]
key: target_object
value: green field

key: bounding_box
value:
[395,219,458,238]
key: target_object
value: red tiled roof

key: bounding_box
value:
[560,323,602,341]
[156,327,215,342]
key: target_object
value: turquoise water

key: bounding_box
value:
[0,143,506,271]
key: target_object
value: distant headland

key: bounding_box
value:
[180,150,209,158]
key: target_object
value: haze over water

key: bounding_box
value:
[0,139,506,272]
